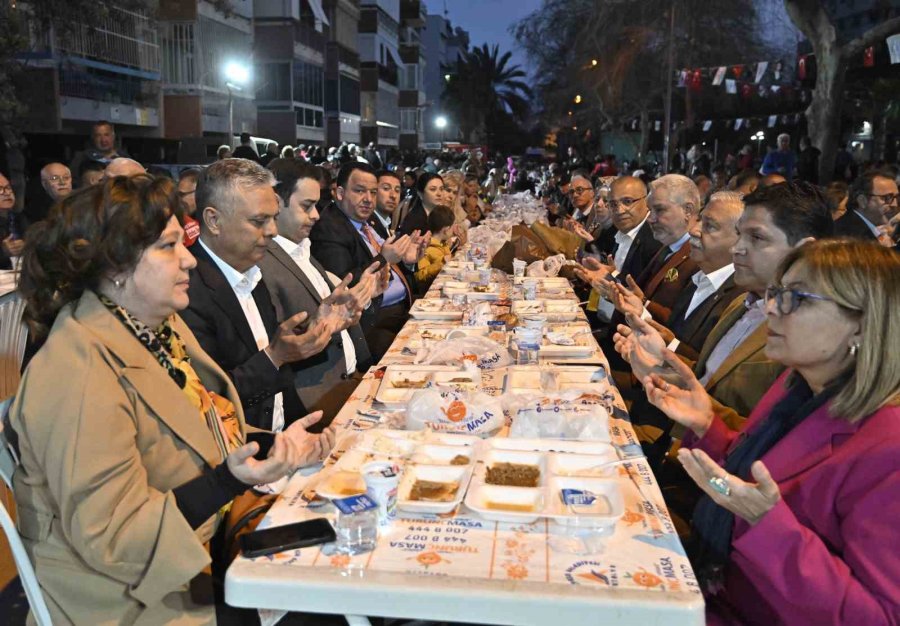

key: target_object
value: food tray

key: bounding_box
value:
[323,429,479,513]
[513,276,569,286]
[375,365,480,405]
[510,330,595,358]
[503,365,609,395]
[511,300,581,321]
[442,281,502,301]
[463,445,624,524]
[409,298,465,320]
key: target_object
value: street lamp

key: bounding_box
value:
[435,115,448,151]
[223,60,251,147]
[752,131,765,156]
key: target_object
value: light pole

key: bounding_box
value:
[435,115,448,151]
[753,131,765,157]
[223,60,250,146]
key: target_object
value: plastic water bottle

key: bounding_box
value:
[332,494,379,555]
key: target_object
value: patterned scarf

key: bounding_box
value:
[99,294,243,459]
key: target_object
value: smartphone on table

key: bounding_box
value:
[239,518,336,558]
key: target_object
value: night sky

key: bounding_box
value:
[440,0,544,76]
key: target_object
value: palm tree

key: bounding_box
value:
[442,44,533,145]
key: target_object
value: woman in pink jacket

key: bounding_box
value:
[644,239,900,625]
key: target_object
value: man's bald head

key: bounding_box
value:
[105,158,145,178]
[40,163,73,201]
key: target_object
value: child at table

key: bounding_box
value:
[416,204,457,283]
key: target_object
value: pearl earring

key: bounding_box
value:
[849,343,860,357]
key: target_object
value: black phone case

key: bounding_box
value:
[239,519,336,558]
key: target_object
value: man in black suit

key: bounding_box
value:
[182,158,336,434]
[576,176,661,321]
[369,169,401,240]
[636,191,747,360]
[835,169,898,246]
[310,162,426,359]
[231,132,260,163]
[260,160,378,425]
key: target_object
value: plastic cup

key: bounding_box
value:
[361,462,400,525]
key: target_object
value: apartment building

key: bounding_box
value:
[323,0,363,147]
[357,0,402,148]
[422,11,468,146]
[254,0,329,147]
[158,0,256,162]
[15,3,163,146]
[397,0,427,151]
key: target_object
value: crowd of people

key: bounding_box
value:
[0,118,898,626]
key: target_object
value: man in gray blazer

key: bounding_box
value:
[260,161,378,425]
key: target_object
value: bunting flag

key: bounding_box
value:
[768,115,778,128]
[654,120,662,131]
[725,79,737,94]
[703,120,713,132]
[734,119,743,130]
[732,65,744,79]
[798,55,809,80]
[712,66,727,86]
[755,61,768,83]
[864,46,875,67]
[889,34,900,64]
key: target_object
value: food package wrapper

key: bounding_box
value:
[422,335,512,370]
[526,253,566,277]
[505,391,612,441]
[406,388,504,436]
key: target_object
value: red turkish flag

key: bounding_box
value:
[864,46,875,67]
[741,83,753,99]
[182,215,200,247]
[689,69,703,92]
[798,55,807,80]
[732,65,744,79]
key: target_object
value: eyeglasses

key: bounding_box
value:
[0,186,12,195]
[569,187,592,196]
[764,285,834,315]
[607,195,646,209]
[866,192,899,204]
[45,175,72,184]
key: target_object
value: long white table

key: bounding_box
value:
[226,247,704,625]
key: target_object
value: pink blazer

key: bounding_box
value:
[684,371,900,626]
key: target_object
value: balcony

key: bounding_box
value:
[54,6,160,74]
[335,43,360,70]
[296,22,326,52]
[59,67,159,107]
[400,0,424,27]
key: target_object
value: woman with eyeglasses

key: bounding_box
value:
[642,239,900,625]
[0,171,27,269]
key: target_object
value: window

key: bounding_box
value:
[340,75,360,115]
[295,105,324,128]
[400,108,417,133]
[257,62,292,101]
[399,64,418,90]
[292,61,324,106]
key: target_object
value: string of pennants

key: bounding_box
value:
[678,33,900,94]
[627,113,804,134]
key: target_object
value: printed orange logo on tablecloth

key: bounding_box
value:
[621,510,645,526]
[627,568,664,589]
[504,564,528,579]
[329,554,351,568]
[441,400,467,422]
[411,551,450,569]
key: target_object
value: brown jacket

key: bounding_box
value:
[639,242,699,324]
[692,294,785,431]
[10,291,246,625]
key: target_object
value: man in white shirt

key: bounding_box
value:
[369,169,401,240]
[182,158,339,441]
[260,161,380,425]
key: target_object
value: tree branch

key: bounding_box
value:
[841,16,900,59]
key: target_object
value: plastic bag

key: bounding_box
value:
[406,388,504,436]
[526,253,567,277]
[422,335,511,369]
[505,391,612,441]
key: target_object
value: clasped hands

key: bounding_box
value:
[381,229,431,266]
[574,258,646,317]
[227,411,338,485]
[614,313,780,525]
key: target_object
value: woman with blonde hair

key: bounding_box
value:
[644,239,900,625]
[439,168,467,223]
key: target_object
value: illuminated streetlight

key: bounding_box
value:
[591,59,598,66]
[574,94,582,104]
[444,73,451,81]
[752,130,765,156]
[435,116,448,150]
[222,60,251,146]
